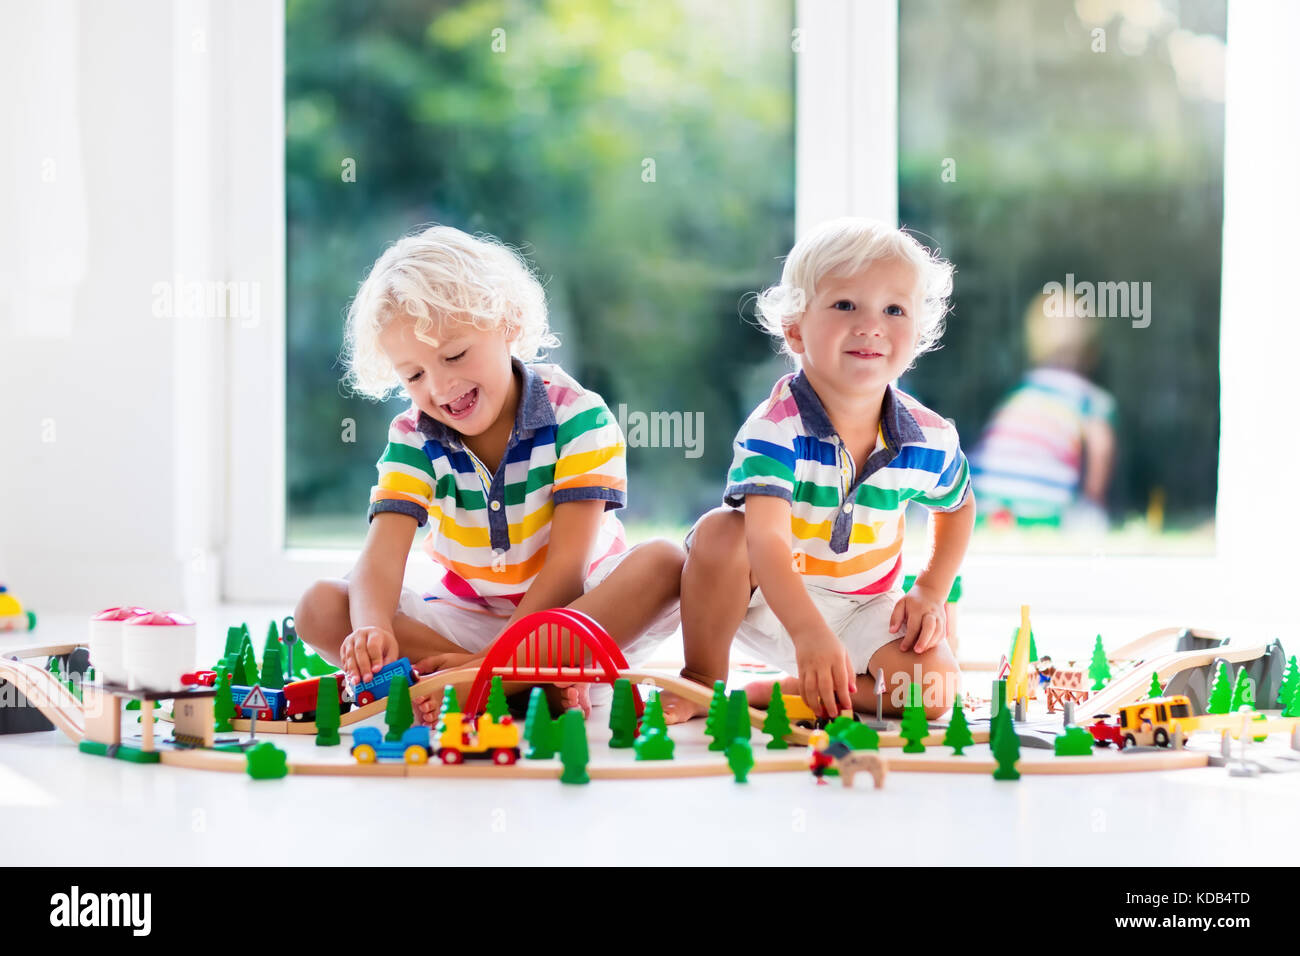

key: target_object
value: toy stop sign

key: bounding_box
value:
[242,685,269,713]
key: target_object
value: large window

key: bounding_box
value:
[285,0,796,548]
[898,0,1225,555]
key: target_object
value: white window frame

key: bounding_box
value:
[218,0,1280,623]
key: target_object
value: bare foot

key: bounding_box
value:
[660,689,711,725]
[549,682,591,719]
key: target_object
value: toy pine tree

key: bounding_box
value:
[608,678,637,748]
[558,709,589,784]
[762,681,792,749]
[727,738,755,782]
[246,741,288,780]
[240,639,258,688]
[47,656,60,677]
[214,678,235,732]
[836,722,880,751]
[991,703,1020,780]
[314,675,341,746]
[641,692,668,735]
[262,620,281,660]
[1054,725,1094,757]
[1207,662,1234,714]
[1283,681,1300,719]
[1229,667,1255,712]
[899,682,928,753]
[726,689,752,745]
[438,685,460,732]
[384,673,413,742]
[1087,635,1111,690]
[223,625,243,659]
[634,726,675,761]
[1147,672,1164,699]
[260,646,284,690]
[486,675,509,722]
[524,687,556,759]
[1277,656,1299,709]
[1009,627,1038,664]
[942,701,974,755]
[704,680,729,751]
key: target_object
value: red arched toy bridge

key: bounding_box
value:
[463,608,645,718]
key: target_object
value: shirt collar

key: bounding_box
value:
[788,370,926,449]
[416,356,555,448]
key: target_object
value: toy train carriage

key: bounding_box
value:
[782,694,833,730]
[351,726,433,765]
[229,685,287,721]
[437,712,521,765]
[352,657,414,706]
[283,675,352,722]
[1087,695,1195,749]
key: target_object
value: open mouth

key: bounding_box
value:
[441,387,479,420]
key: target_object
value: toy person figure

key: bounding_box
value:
[1036,655,1055,687]
[808,729,835,785]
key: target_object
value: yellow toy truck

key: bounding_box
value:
[437,712,522,765]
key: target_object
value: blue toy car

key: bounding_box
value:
[352,657,414,706]
[350,725,433,764]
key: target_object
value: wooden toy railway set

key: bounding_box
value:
[2,599,1299,786]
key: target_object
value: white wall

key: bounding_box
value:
[0,1,193,615]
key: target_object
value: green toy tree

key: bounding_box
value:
[1207,662,1234,714]
[214,677,235,732]
[524,687,556,759]
[942,702,973,755]
[314,675,341,746]
[704,680,729,751]
[1009,626,1038,663]
[1283,681,1300,719]
[1054,725,1094,757]
[837,723,880,751]
[384,673,413,742]
[260,646,284,690]
[223,625,244,659]
[899,683,928,753]
[634,726,675,761]
[726,689,752,745]
[1277,656,1299,709]
[1229,667,1255,712]
[608,678,637,748]
[762,681,792,749]
[262,620,281,661]
[486,675,509,722]
[640,692,669,734]
[559,709,589,784]
[1088,634,1111,690]
[246,741,288,780]
[240,638,259,688]
[47,656,60,677]
[1147,672,1164,699]
[438,685,460,732]
[727,738,755,782]
[991,703,1020,780]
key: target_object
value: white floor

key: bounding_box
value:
[3,605,1295,866]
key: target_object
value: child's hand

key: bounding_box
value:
[339,625,399,686]
[792,626,857,719]
[889,585,947,653]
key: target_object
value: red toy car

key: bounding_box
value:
[1086,714,1126,748]
[180,670,217,687]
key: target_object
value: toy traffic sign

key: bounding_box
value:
[242,684,269,740]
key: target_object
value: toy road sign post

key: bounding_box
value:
[242,684,269,741]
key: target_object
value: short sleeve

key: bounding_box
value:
[1081,382,1117,425]
[910,422,972,513]
[552,392,627,509]
[722,414,796,508]
[368,409,437,527]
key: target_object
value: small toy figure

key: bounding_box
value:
[808,730,835,785]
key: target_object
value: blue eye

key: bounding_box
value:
[886,305,905,316]
[832,300,854,311]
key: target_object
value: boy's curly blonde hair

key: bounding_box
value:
[342,225,559,400]
[754,217,955,367]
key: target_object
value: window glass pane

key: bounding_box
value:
[285,0,795,548]
[899,0,1225,555]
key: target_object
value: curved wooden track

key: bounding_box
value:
[0,656,85,741]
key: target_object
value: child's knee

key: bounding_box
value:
[687,508,748,568]
[295,578,350,652]
[641,538,686,586]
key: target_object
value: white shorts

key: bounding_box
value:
[684,517,902,678]
[734,583,904,679]
[393,543,679,669]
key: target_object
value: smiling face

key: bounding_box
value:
[378,313,520,438]
[786,254,922,403]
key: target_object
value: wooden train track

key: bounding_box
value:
[0,655,85,741]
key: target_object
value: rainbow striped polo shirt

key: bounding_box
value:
[368,357,628,615]
[723,371,971,596]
